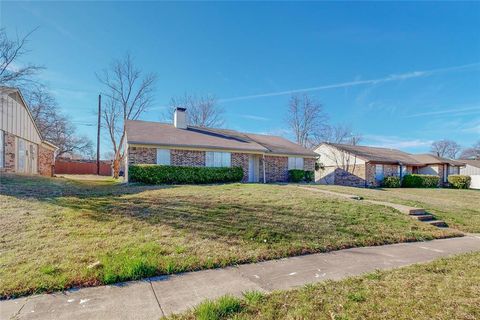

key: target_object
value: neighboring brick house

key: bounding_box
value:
[124,108,316,183]
[0,87,57,176]
[314,143,464,188]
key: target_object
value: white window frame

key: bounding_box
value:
[288,157,304,170]
[0,130,4,168]
[156,149,171,165]
[206,151,231,167]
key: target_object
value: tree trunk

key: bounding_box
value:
[112,159,120,179]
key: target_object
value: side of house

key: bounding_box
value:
[124,108,316,183]
[314,143,464,188]
[0,87,57,176]
[460,160,480,189]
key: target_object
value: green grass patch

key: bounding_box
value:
[194,295,243,320]
[312,184,480,232]
[0,173,460,298]
[170,252,480,320]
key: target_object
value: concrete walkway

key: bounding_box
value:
[297,186,448,227]
[2,235,480,320]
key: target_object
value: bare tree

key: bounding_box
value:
[430,139,461,159]
[0,28,43,87]
[27,86,93,158]
[286,94,328,148]
[321,124,362,145]
[459,140,480,160]
[97,53,157,178]
[165,93,224,127]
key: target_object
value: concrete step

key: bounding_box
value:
[425,220,448,228]
[409,209,426,215]
[414,214,435,222]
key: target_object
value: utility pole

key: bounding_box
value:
[96,94,101,175]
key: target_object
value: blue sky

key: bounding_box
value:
[1,1,479,157]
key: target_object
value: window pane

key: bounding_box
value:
[223,152,231,167]
[206,152,213,167]
[156,149,170,165]
[296,157,304,170]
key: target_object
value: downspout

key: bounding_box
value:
[263,154,266,183]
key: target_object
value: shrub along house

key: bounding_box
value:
[0,87,57,176]
[315,143,464,187]
[124,107,316,183]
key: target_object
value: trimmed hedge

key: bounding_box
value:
[401,174,439,188]
[382,176,401,188]
[129,165,243,184]
[288,169,314,183]
[288,169,305,182]
[304,171,314,182]
[448,175,471,189]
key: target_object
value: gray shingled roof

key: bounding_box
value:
[461,159,480,168]
[326,143,464,166]
[126,120,317,157]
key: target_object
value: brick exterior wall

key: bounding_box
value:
[264,155,288,182]
[128,147,156,165]
[336,164,367,187]
[38,145,55,176]
[127,145,314,183]
[232,152,250,182]
[304,158,315,172]
[171,149,205,167]
[2,132,16,173]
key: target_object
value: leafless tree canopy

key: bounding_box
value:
[459,140,480,160]
[27,86,93,158]
[321,124,362,146]
[285,94,328,148]
[430,139,461,159]
[97,53,157,177]
[166,94,224,128]
[0,28,43,87]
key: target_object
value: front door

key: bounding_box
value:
[375,164,384,182]
[248,155,259,182]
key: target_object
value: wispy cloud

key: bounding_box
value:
[364,134,433,149]
[404,106,480,118]
[218,62,480,103]
[238,114,270,121]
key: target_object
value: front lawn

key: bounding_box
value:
[312,185,480,233]
[171,252,480,320]
[0,174,459,298]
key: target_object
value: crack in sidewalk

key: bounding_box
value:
[149,280,165,317]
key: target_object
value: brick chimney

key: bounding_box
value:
[174,107,187,129]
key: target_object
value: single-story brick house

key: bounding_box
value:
[314,142,464,187]
[0,87,57,176]
[124,108,316,183]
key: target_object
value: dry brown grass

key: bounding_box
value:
[0,174,459,298]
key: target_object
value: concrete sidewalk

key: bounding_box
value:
[2,235,480,320]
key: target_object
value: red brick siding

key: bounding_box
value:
[128,147,156,165]
[334,164,367,187]
[1,132,16,173]
[264,155,288,182]
[304,158,315,172]
[171,149,205,167]
[232,153,249,182]
[38,145,55,176]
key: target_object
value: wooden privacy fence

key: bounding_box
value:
[55,158,112,176]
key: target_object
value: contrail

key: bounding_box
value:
[218,62,480,103]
